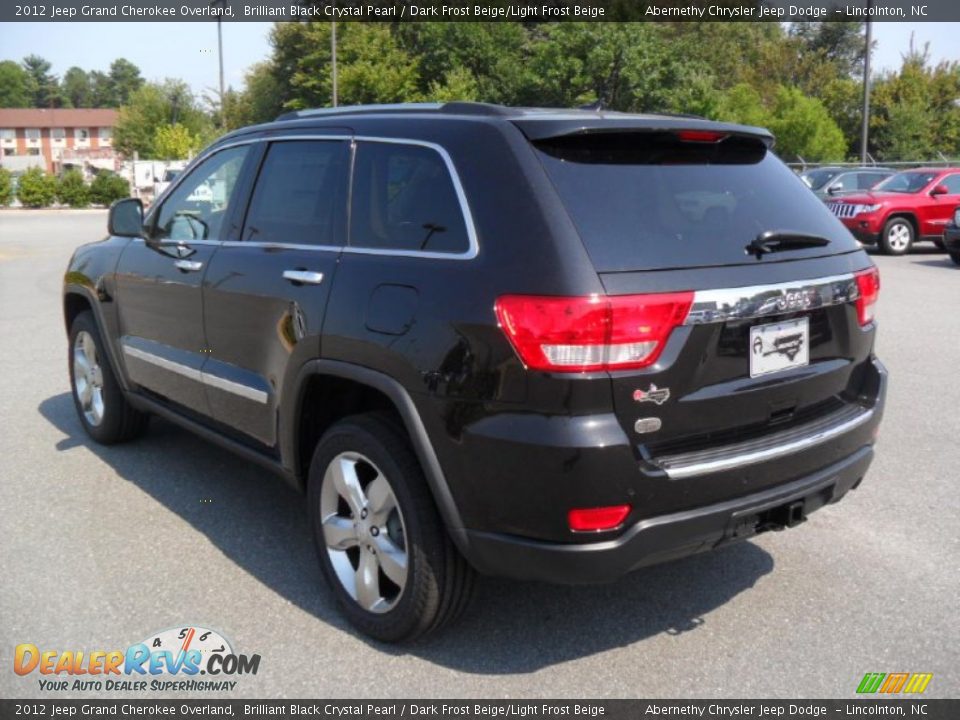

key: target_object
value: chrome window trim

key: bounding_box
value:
[349,136,479,260]
[683,273,859,326]
[148,133,479,260]
[122,341,268,405]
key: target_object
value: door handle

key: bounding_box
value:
[173,259,204,272]
[283,270,324,285]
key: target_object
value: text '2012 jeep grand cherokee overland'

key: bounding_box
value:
[63,103,887,642]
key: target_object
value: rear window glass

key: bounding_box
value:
[535,133,860,272]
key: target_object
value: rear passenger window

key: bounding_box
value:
[350,142,470,254]
[242,140,348,246]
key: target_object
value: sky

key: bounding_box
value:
[1,21,958,103]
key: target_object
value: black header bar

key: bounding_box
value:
[4,0,960,23]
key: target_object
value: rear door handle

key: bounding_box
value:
[173,259,204,272]
[283,270,324,285]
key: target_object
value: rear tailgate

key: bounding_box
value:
[531,126,881,515]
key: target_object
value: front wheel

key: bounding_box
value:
[68,310,148,444]
[308,413,474,642]
[949,252,960,266]
[880,218,914,255]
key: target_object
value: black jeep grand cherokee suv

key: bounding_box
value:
[63,103,887,641]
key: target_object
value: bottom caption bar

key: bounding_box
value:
[0,701,957,720]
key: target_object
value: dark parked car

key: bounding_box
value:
[826,167,960,255]
[63,103,887,641]
[800,166,893,201]
[944,205,960,265]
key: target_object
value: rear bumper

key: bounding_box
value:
[462,357,887,584]
[466,444,874,584]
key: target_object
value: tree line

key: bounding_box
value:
[2,23,959,164]
[0,56,145,109]
[224,22,960,163]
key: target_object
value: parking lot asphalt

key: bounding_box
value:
[0,209,957,700]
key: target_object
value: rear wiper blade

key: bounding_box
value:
[746,231,831,259]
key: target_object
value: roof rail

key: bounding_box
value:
[274,101,513,122]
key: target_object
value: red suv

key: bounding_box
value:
[826,168,960,255]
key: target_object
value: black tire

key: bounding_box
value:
[950,253,960,266]
[68,310,148,444]
[307,413,474,642]
[879,217,914,255]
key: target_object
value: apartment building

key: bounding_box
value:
[0,108,119,175]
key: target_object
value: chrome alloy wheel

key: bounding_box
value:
[72,330,105,426]
[886,223,911,252]
[320,451,408,613]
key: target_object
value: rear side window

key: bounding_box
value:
[535,132,861,272]
[350,142,470,255]
[242,140,348,246]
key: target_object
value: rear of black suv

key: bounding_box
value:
[65,104,886,642]
[434,115,886,584]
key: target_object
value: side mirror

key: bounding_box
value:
[931,184,949,196]
[108,198,145,238]
[827,182,844,195]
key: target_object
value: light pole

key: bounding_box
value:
[210,0,226,127]
[331,21,338,107]
[860,3,873,165]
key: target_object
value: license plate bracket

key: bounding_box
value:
[749,317,809,378]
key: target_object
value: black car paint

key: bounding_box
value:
[64,106,886,582]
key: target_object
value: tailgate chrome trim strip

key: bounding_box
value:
[684,273,859,325]
[656,404,874,479]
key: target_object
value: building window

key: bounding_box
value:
[0,128,14,141]
[26,128,41,140]
[27,148,40,156]
[98,127,112,140]
[75,128,90,141]
[51,128,66,140]
[3,148,14,156]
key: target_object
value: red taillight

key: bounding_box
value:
[494,292,693,372]
[675,130,728,143]
[568,505,631,532]
[854,267,880,326]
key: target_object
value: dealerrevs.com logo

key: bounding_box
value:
[13,625,261,693]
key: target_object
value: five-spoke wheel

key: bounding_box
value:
[320,451,408,614]
[308,413,474,642]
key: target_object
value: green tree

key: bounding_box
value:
[90,172,130,205]
[22,55,61,108]
[396,23,528,105]
[114,80,211,158]
[280,23,421,109]
[16,167,57,207]
[715,83,769,127]
[89,70,114,106]
[56,168,90,207]
[62,67,92,108]
[765,86,847,162]
[423,67,479,103]
[0,60,34,107]
[0,167,14,206]
[109,59,144,106]
[870,40,960,161]
[152,123,201,159]
[790,22,867,78]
